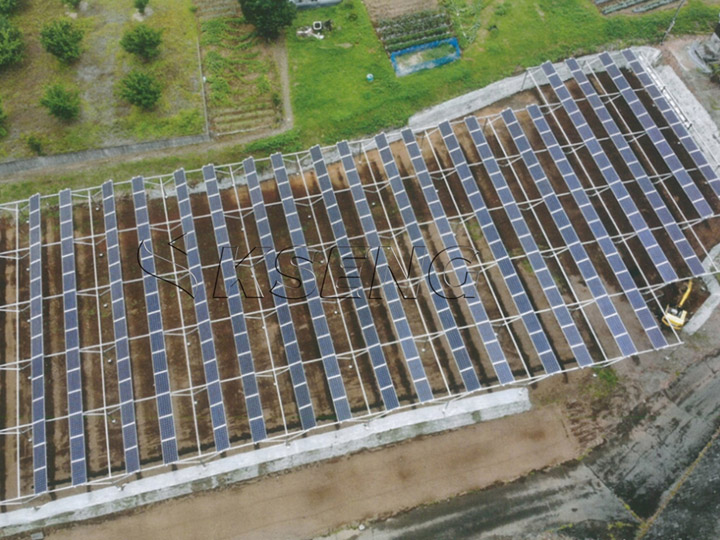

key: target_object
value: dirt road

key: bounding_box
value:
[42,406,579,540]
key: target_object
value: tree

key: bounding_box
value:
[119,70,161,109]
[238,0,296,40]
[134,0,149,14]
[40,19,83,63]
[0,0,19,15]
[0,15,23,68]
[40,83,80,121]
[120,24,161,61]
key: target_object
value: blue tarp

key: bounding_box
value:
[390,37,461,77]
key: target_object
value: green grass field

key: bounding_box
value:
[287,0,718,147]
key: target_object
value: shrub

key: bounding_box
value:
[0,96,7,138]
[119,70,161,109]
[711,62,720,86]
[62,0,81,10]
[40,19,83,63]
[134,0,149,14]
[0,15,24,68]
[120,24,161,60]
[238,0,296,40]
[0,0,19,15]
[40,83,80,121]
[26,134,44,155]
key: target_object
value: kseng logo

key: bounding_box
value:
[137,238,482,302]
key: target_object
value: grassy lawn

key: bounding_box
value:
[0,0,203,160]
[287,0,719,147]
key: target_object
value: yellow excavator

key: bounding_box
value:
[662,280,693,330]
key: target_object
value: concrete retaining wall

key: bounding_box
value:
[0,134,210,178]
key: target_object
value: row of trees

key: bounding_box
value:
[39,71,161,122]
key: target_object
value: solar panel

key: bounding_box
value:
[174,170,231,452]
[599,52,713,220]
[102,180,141,473]
[377,132,481,392]
[270,154,352,422]
[337,141,435,402]
[527,104,668,349]
[131,176,179,464]
[243,157,317,430]
[202,166,268,442]
[623,48,720,199]
[59,189,87,486]
[468,115,593,368]
[501,110,637,360]
[442,122,559,377]
[567,58,705,277]
[29,193,48,494]
[310,146,400,410]
[541,61,678,284]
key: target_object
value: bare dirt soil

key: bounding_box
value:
[41,402,580,540]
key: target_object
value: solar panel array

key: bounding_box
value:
[12,51,720,500]
[541,61,679,284]
[132,176,179,464]
[566,58,706,277]
[102,180,141,474]
[439,124,516,384]
[501,109,636,359]
[622,49,720,199]
[59,189,87,486]
[338,140,435,403]
[392,130,482,391]
[29,194,48,495]
[174,170,231,452]
[203,166,268,442]
[270,154,353,421]
[527,104,668,349]
[471,114,595,368]
[462,117,562,375]
[599,52,714,220]
[244,157,317,430]
[310,145,401,410]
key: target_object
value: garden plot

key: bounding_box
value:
[199,17,283,136]
[375,10,454,53]
[363,0,440,22]
[596,0,680,15]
